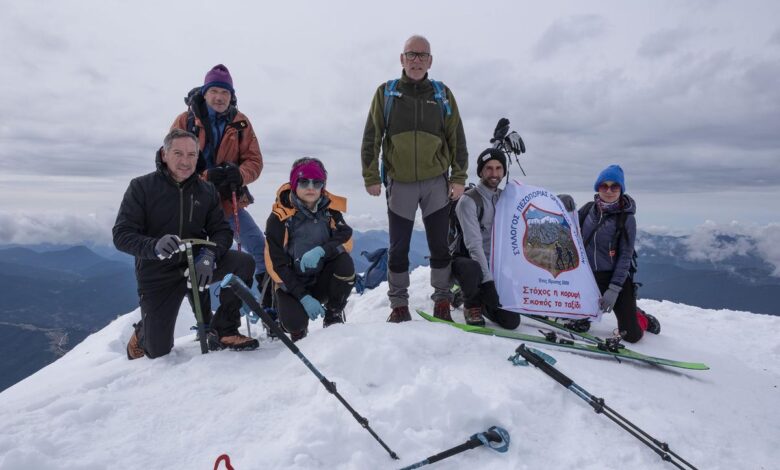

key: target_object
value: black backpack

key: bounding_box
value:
[578,201,638,277]
[448,186,484,257]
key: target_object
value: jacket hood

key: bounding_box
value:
[271,183,347,221]
[188,88,238,123]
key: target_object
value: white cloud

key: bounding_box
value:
[0,211,115,246]
[533,15,608,60]
[681,221,780,276]
[1,0,779,235]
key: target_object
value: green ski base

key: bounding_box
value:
[416,310,709,371]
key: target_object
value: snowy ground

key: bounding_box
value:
[1,266,778,469]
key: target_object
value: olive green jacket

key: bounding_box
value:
[360,72,468,187]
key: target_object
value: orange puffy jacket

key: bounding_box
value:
[171,107,263,215]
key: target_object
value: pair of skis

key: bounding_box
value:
[416,310,709,370]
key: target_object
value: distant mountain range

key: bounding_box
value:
[1,229,778,391]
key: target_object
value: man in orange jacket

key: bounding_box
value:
[171,64,268,296]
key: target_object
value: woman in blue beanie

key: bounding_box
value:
[574,164,660,342]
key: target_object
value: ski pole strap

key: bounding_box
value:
[472,426,510,453]
[213,453,235,470]
[515,344,573,388]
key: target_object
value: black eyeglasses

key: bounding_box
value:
[403,51,431,61]
[297,178,324,190]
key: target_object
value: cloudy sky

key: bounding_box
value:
[1,0,779,245]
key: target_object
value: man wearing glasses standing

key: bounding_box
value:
[361,35,468,323]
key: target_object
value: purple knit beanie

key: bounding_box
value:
[289,158,327,192]
[202,64,234,95]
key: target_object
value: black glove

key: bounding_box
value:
[505,131,526,155]
[154,234,183,260]
[480,281,502,310]
[491,118,510,143]
[220,163,243,190]
[557,194,576,212]
[185,249,216,292]
[207,166,227,186]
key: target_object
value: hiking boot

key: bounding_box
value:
[207,331,260,351]
[644,313,661,335]
[464,306,485,326]
[323,309,346,328]
[387,306,411,323]
[126,327,144,360]
[563,318,591,333]
[433,300,453,322]
[290,328,308,342]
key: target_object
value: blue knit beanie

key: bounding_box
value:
[594,164,626,192]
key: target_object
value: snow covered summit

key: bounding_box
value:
[1,267,778,469]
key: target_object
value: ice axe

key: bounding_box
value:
[182,238,217,354]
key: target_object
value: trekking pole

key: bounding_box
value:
[398,426,510,470]
[182,238,217,355]
[230,188,252,338]
[515,344,698,470]
[231,189,241,252]
[221,274,400,460]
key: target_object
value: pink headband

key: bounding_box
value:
[289,161,326,192]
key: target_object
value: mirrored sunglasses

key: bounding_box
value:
[297,178,325,190]
[598,182,622,192]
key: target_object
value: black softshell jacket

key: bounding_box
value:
[113,149,233,293]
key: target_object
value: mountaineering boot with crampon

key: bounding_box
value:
[290,328,308,342]
[126,324,145,360]
[207,331,260,351]
[323,309,346,328]
[464,306,485,326]
[643,312,661,335]
[387,305,412,323]
[433,300,453,322]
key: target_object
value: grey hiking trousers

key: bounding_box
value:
[386,175,452,308]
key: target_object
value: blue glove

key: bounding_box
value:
[299,246,325,271]
[599,284,622,313]
[300,295,325,320]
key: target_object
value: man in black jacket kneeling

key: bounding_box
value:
[113,128,258,360]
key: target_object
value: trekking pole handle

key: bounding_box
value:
[516,344,574,388]
[473,426,511,453]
